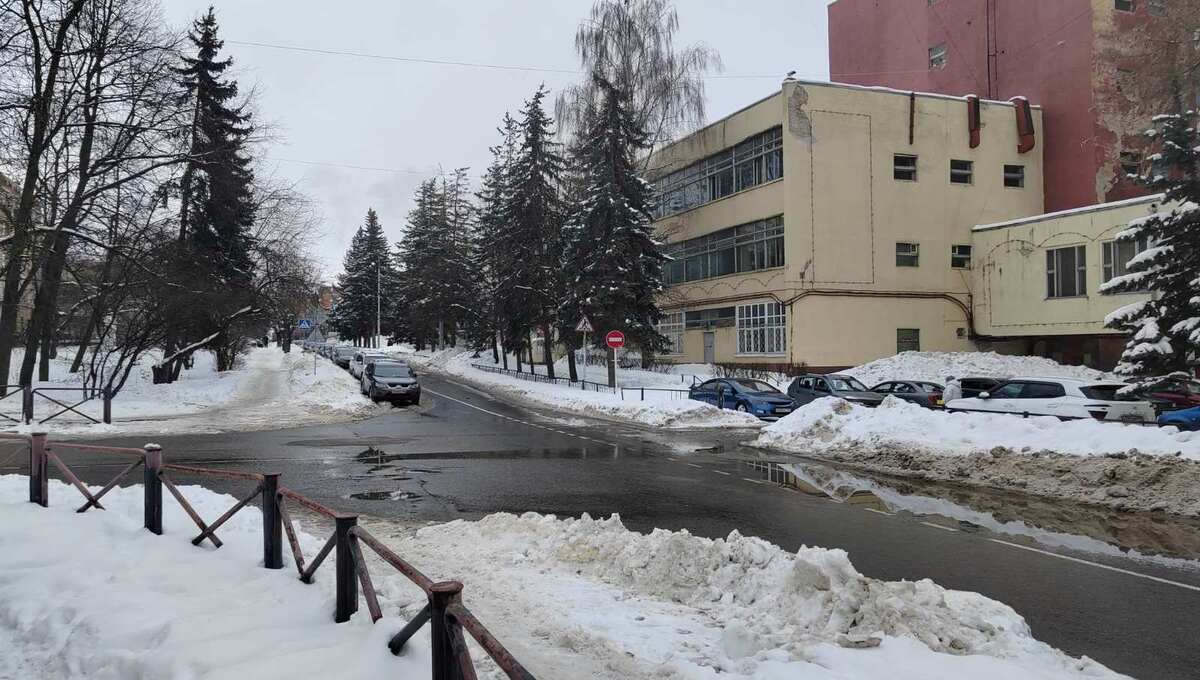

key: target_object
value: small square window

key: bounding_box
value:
[894,154,918,181]
[928,43,948,69]
[951,244,972,269]
[1115,0,1135,11]
[897,328,921,353]
[1119,151,1142,178]
[1003,164,1025,188]
[950,159,973,184]
[896,242,920,267]
[1148,0,1166,15]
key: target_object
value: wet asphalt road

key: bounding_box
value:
[12,372,1200,680]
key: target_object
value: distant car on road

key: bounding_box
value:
[870,380,944,408]
[1158,405,1200,431]
[787,374,884,407]
[361,360,420,405]
[688,378,795,420]
[332,346,357,368]
[349,350,390,379]
[945,377,1156,423]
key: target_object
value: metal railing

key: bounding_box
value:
[0,385,111,425]
[619,386,692,401]
[472,363,615,394]
[4,432,536,680]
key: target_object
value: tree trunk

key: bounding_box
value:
[500,338,508,370]
[567,337,578,382]
[22,229,72,384]
[515,340,523,373]
[541,323,555,379]
[491,334,500,364]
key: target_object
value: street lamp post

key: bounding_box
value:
[375,261,381,349]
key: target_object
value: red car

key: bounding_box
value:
[1144,379,1200,413]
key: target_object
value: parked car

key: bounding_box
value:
[959,377,1002,399]
[871,380,944,408]
[688,378,796,420]
[1158,405,1200,431]
[787,374,884,407]
[945,377,1157,423]
[361,360,420,404]
[1139,379,1200,414]
[349,350,390,379]
[332,346,357,368]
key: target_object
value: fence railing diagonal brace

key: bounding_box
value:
[159,473,224,548]
[190,482,264,546]
[34,390,101,425]
[301,532,336,584]
[46,451,104,511]
[77,458,143,513]
[389,602,432,656]
[347,530,383,622]
[277,494,306,576]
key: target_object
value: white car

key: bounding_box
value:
[945,377,1156,423]
[349,350,390,379]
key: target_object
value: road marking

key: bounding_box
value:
[987,539,1200,593]
[920,521,959,532]
[863,507,893,516]
[666,457,679,462]
[686,463,703,469]
[424,387,616,449]
[741,478,763,485]
[712,470,731,476]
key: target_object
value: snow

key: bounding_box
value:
[973,194,1162,232]
[755,396,1200,460]
[0,476,428,680]
[1,347,378,436]
[396,348,761,429]
[843,351,1110,387]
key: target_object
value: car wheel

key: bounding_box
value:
[735,402,749,413]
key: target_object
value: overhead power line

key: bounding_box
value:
[226,39,784,80]
[266,157,441,176]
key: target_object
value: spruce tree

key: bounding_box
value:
[329,226,371,342]
[501,86,566,377]
[1100,106,1200,386]
[331,209,398,345]
[564,76,667,365]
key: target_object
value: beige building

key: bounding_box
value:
[971,195,1160,368]
[649,79,1045,370]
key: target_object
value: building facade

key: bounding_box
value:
[648,80,1044,370]
[827,0,1168,213]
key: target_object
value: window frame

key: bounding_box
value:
[736,302,787,356]
[652,127,783,219]
[662,215,785,285]
[951,244,972,269]
[928,43,948,69]
[658,312,685,355]
[1003,164,1025,188]
[949,159,974,185]
[1046,245,1088,299]
[1114,0,1135,11]
[896,242,920,267]
[1119,151,1142,179]
[896,328,921,353]
[1101,236,1151,290]
[1148,0,1166,15]
[893,154,918,181]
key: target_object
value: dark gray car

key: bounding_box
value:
[787,374,884,407]
[361,360,420,405]
[871,380,944,408]
[332,346,357,368]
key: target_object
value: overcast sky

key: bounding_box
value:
[157,1,831,278]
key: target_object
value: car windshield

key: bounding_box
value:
[917,382,943,391]
[734,379,779,393]
[828,376,868,392]
[372,364,413,378]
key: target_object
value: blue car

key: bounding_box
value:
[1159,405,1200,431]
[688,378,796,420]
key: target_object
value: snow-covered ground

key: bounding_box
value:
[397,348,762,429]
[1,347,377,436]
[843,351,1112,386]
[0,476,1128,680]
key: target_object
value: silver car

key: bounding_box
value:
[946,377,1156,423]
[361,360,421,405]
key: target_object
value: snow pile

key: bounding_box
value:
[755,397,1200,460]
[401,349,761,429]
[393,512,1126,679]
[845,351,1110,387]
[0,475,427,680]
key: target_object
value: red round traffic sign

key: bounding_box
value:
[605,330,626,349]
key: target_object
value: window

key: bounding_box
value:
[658,312,684,354]
[896,242,920,267]
[1046,245,1087,298]
[992,382,1026,398]
[1115,68,1136,96]
[1115,0,1135,11]
[1021,382,1067,399]
[897,328,921,353]
[950,159,973,184]
[894,154,918,181]
[652,127,783,218]
[1148,0,1166,15]
[736,303,786,355]
[1119,151,1142,178]
[951,244,972,269]
[1003,164,1025,188]
[1101,236,1151,288]
[874,383,895,393]
[685,306,735,329]
[662,216,784,285]
[928,43,948,69]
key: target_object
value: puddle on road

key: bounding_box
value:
[742,459,1200,568]
[349,490,422,502]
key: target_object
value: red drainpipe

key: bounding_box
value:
[1012,97,1035,153]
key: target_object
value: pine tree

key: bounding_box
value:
[1100,106,1200,387]
[564,75,668,366]
[331,209,398,345]
[329,226,371,342]
[176,8,255,287]
[500,86,566,377]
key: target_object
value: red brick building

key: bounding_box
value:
[827,0,1161,213]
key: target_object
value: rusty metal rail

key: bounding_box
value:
[14,431,539,680]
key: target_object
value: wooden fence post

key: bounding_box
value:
[334,515,359,623]
[430,581,464,680]
[102,387,111,424]
[143,444,163,535]
[29,432,47,507]
[262,473,283,569]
